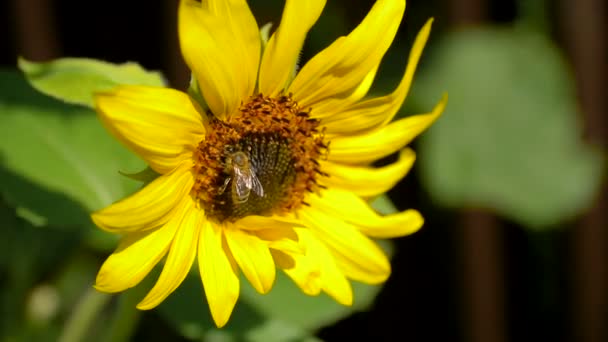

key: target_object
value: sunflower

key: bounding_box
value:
[91,0,446,328]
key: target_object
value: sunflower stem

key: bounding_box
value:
[58,287,110,342]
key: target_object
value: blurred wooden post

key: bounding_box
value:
[447,0,486,26]
[12,0,60,60]
[460,210,506,342]
[448,1,507,342]
[560,1,608,342]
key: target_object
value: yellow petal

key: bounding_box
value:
[327,94,447,164]
[137,198,202,309]
[268,239,305,256]
[258,0,326,96]
[94,202,186,293]
[308,189,424,239]
[271,249,296,269]
[91,163,194,233]
[273,248,322,297]
[297,229,353,304]
[253,227,304,255]
[179,0,260,118]
[321,148,416,197]
[300,209,391,285]
[289,0,405,113]
[322,19,434,134]
[273,228,332,298]
[225,228,276,294]
[94,86,204,174]
[234,214,303,231]
[254,225,298,242]
[309,64,380,117]
[198,221,239,328]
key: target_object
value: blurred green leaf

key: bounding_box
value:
[157,273,263,341]
[0,200,80,341]
[245,319,323,342]
[0,70,143,247]
[240,272,381,332]
[370,195,399,215]
[158,273,322,341]
[414,27,605,228]
[158,270,383,341]
[18,57,164,108]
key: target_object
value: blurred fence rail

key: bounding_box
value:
[560,1,608,342]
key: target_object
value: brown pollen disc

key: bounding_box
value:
[191,94,328,223]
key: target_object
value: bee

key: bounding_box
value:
[219,151,265,204]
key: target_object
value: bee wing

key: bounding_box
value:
[233,168,252,200]
[250,171,265,197]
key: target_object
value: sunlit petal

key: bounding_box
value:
[226,228,276,294]
[94,199,192,292]
[297,229,353,304]
[322,19,434,133]
[94,86,204,173]
[309,188,424,238]
[289,0,405,114]
[328,95,447,164]
[137,198,203,309]
[300,209,391,284]
[321,148,416,197]
[259,0,326,96]
[234,214,303,230]
[91,163,193,233]
[179,0,260,118]
[198,221,240,328]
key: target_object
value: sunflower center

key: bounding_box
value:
[192,94,328,223]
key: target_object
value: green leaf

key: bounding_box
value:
[158,270,381,340]
[18,57,164,108]
[157,273,264,340]
[0,70,144,233]
[370,195,399,215]
[240,272,381,332]
[0,200,81,341]
[413,27,605,229]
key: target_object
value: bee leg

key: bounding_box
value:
[218,177,231,195]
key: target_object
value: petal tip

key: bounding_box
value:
[135,301,155,311]
[210,306,234,328]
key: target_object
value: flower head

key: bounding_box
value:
[92,0,446,327]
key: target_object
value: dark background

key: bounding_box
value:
[1,0,606,341]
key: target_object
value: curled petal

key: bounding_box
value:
[321,148,416,197]
[290,0,405,114]
[308,189,424,238]
[273,248,322,296]
[296,229,353,304]
[323,19,434,134]
[300,208,391,285]
[328,94,447,164]
[255,227,304,255]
